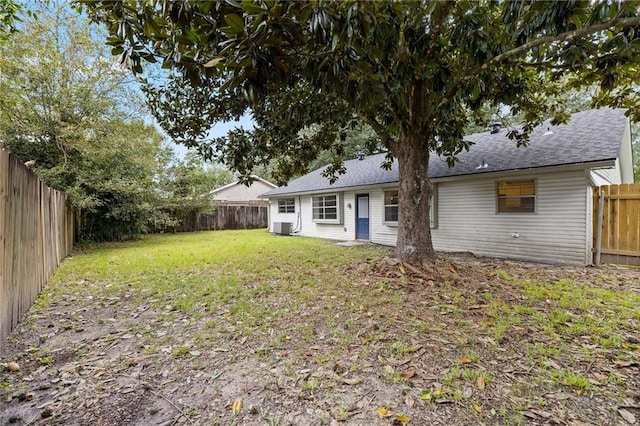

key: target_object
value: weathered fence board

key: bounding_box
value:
[178,205,268,232]
[0,150,73,352]
[593,183,640,266]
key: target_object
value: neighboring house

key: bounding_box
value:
[211,175,276,205]
[261,108,634,265]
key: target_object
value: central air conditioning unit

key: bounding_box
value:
[273,222,292,236]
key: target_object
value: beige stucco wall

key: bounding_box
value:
[212,179,275,202]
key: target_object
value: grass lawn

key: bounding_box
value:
[1,229,639,425]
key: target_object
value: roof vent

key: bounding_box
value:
[488,122,501,134]
[475,160,489,169]
[544,127,554,136]
[356,152,365,160]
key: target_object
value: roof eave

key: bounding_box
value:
[431,159,618,182]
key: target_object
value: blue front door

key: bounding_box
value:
[356,194,369,240]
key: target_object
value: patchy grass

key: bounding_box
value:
[1,229,639,425]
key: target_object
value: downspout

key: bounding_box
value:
[297,195,302,234]
[266,199,271,232]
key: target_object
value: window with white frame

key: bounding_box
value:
[384,185,438,228]
[384,190,399,223]
[278,198,295,213]
[312,194,340,223]
[497,180,536,213]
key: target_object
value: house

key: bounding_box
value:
[211,175,276,206]
[261,108,634,265]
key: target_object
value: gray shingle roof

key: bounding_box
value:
[262,108,627,197]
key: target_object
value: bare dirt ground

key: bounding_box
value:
[1,252,639,426]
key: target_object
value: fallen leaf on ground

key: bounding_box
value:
[342,378,361,385]
[476,376,485,390]
[377,407,393,418]
[232,398,243,415]
[460,357,471,364]
[473,404,482,413]
[395,414,411,423]
[400,370,414,379]
[405,395,414,407]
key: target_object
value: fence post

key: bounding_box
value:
[595,189,605,267]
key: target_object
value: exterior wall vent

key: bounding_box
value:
[488,122,501,134]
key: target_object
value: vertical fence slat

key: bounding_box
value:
[0,151,9,346]
[0,150,73,353]
[594,183,640,266]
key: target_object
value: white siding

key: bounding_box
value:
[268,193,355,240]
[359,171,591,265]
[267,196,300,233]
[432,170,590,265]
[619,120,634,183]
[591,160,621,185]
[369,187,401,246]
[268,170,592,265]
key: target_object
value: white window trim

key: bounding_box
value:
[278,198,295,214]
[496,179,537,214]
[383,189,399,226]
[383,185,438,228]
[312,193,342,224]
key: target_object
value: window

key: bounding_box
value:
[384,190,398,223]
[278,198,295,213]
[384,186,438,228]
[312,194,340,223]
[497,180,536,213]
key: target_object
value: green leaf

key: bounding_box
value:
[224,14,244,33]
[242,1,267,14]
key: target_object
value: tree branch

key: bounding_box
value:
[361,114,395,150]
[482,15,640,69]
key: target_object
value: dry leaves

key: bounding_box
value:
[203,57,223,67]
[400,370,415,380]
[232,398,243,415]
[377,406,393,418]
[377,407,411,424]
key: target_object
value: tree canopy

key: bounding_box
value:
[0,0,20,44]
[81,0,640,262]
[0,4,170,240]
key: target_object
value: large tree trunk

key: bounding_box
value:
[393,132,436,264]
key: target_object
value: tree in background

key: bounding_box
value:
[0,4,167,241]
[152,150,234,232]
[0,0,20,44]
[82,1,640,262]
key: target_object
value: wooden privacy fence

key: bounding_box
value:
[178,204,268,232]
[1,150,74,352]
[593,183,640,266]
